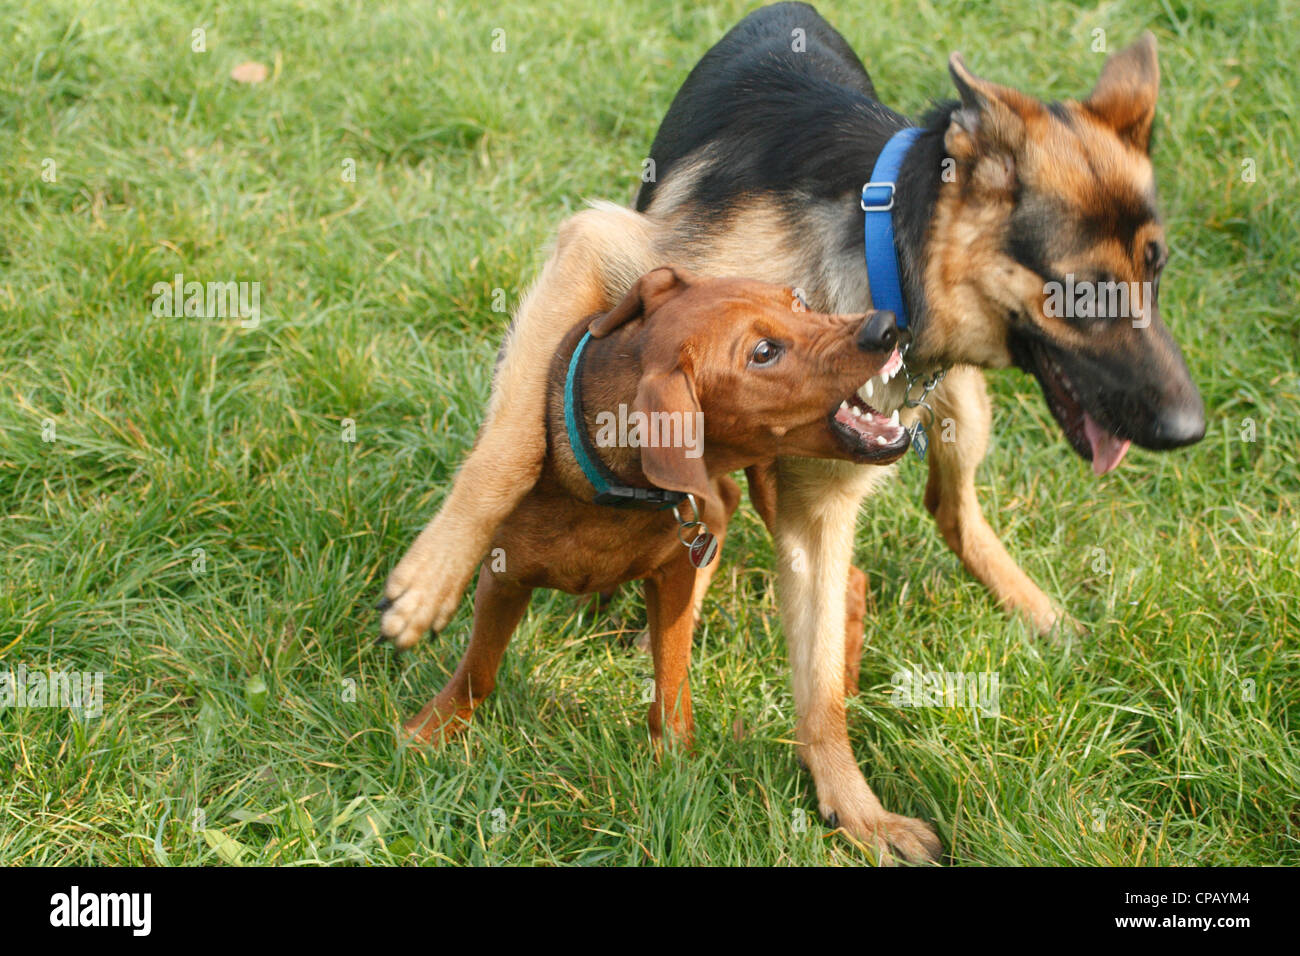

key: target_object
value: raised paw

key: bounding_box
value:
[378,552,470,650]
[377,577,443,650]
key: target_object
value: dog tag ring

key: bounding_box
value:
[688,531,718,568]
[911,421,929,461]
[673,493,718,568]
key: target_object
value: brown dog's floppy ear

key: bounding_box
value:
[632,367,710,504]
[1084,31,1159,152]
[588,266,692,338]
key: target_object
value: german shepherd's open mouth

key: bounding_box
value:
[829,348,910,462]
[1020,339,1132,475]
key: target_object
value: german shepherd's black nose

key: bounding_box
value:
[857,310,897,352]
[1148,398,1207,449]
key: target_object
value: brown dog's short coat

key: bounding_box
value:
[402,268,908,747]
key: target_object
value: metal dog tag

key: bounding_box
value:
[911,421,929,461]
[688,531,718,568]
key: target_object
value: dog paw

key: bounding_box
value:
[377,536,486,648]
[400,699,470,745]
[377,584,435,650]
[822,807,942,865]
[378,566,458,650]
[1040,606,1088,643]
[1030,602,1086,641]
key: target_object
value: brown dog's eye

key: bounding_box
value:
[750,339,783,367]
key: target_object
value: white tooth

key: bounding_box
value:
[889,410,899,426]
[840,400,849,410]
[864,379,874,399]
[876,435,888,445]
[853,406,863,418]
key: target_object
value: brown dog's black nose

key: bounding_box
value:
[857,310,898,352]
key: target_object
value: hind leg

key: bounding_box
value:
[381,204,658,649]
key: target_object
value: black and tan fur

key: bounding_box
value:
[379,3,1204,864]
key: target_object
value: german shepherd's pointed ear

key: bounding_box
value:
[633,367,710,504]
[945,53,1043,188]
[1084,32,1159,152]
[588,266,694,338]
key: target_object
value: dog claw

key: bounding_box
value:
[824,811,840,829]
[375,627,437,650]
[375,596,393,612]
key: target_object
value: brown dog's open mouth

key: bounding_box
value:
[828,350,910,462]
[1028,343,1131,476]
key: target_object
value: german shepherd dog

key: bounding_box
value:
[380,3,1204,863]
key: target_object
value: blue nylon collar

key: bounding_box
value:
[861,126,923,331]
[563,330,685,509]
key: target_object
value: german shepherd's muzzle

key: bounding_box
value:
[1010,313,1204,474]
[998,126,1206,470]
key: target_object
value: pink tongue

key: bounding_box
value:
[1083,412,1131,476]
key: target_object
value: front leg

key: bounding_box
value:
[843,565,867,697]
[923,366,1063,635]
[643,555,699,751]
[380,205,657,648]
[403,567,532,743]
[747,461,870,697]
[773,458,941,864]
[685,475,741,626]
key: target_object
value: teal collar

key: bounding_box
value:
[563,331,686,509]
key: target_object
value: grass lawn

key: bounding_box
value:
[1,0,1296,865]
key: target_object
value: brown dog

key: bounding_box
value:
[399,267,909,748]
